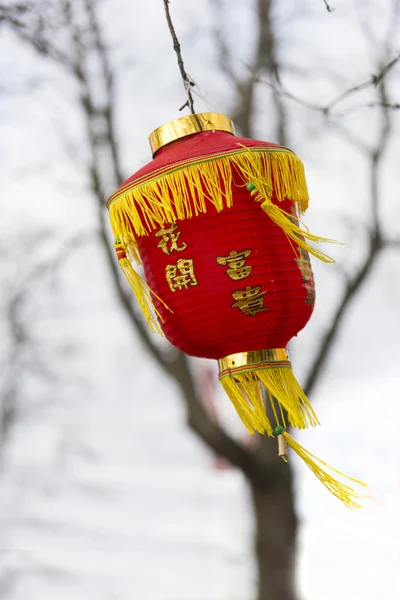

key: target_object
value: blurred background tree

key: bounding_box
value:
[0,1,399,599]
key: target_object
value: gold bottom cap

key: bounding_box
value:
[218,349,289,374]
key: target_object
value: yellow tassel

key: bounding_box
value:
[233,144,309,210]
[246,184,340,263]
[218,364,319,435]
[219,373,273,435]
[114,238,170,335]
[274,427,367,509]
[256,367,319,429]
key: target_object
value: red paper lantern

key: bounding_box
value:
[108,113,365,507]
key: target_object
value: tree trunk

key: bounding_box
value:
[250,446,299,600]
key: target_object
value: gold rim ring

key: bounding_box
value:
[218,349,289,374]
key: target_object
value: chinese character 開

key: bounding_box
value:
[166,259,198,292]
[217,249,252,280]
[155,223,187,256]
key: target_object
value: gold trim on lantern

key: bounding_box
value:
[218,348,289,373]
[149,112,235,155]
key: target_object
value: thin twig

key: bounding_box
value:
[323,0,335,12]
[325,53,400,111]
[368,101,400,109]
[162,0,196,114]
[373,52,400,85]
[252,51,400,118]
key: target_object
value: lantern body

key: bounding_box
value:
[137,182,315,360]
[115,128,316,359]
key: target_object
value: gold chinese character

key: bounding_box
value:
[166,259,198,292]
[155,223,187,255]
[216,249,252,280]
[231,285,267,316]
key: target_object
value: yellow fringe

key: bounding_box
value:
[281,430,367,509]
[108,147,338,326]
[108,148,310,259]
[218,365,319,435]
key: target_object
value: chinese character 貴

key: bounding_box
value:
[216,249,252,280]
[166,259,198,292]
[155,223,187,256]
[231,285,267,316]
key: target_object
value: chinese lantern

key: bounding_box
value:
[108,113,365,507]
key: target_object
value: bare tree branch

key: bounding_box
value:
[168,353,266,478]
[253,52,400,118]
[211,0,238,83]
[323,0,335,12]
[250,68,321,113]
[0,2,72,67]
[325,52,400,112]
[82,0,124,183]
[303,235,383,397]
[213,0,288,142]
[371,71,391,234]
[372,52,400,85]
[257,0,289,146]
[368,101,400,109]
[304,71,394,397]
[1,233,86,450]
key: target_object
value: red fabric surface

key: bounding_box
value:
[120,130,282,187]
[137,183,315,360]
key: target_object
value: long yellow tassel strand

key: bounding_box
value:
[274,426,368,509]
[246,183,339,263]
[107,148,311,258]
[114,237,169,334]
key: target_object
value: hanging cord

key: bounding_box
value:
[162,0,197,114]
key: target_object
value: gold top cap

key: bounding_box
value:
[149,112,235,155]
